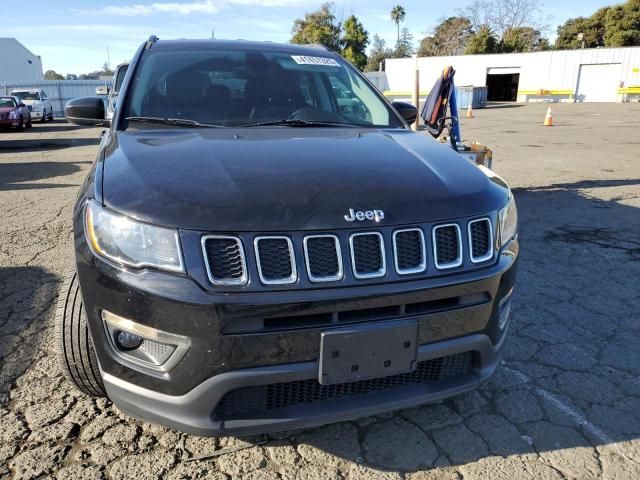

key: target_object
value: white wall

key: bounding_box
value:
[0,38,44,85]
[385,47,640,99]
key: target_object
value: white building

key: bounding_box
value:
[0,38,44,85]
[382,46,640,103]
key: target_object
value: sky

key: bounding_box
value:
[1,0,615,75]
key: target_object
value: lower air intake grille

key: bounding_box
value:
[394,229,425,273]
[434,224,461,268]
[202,236,246,285]
[350,233,384,278]
[215,352,475,419]
[255,237,295,284]
[469,218,492,262]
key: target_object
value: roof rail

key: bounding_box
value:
[306,44,330,51]
[145,35,159,49]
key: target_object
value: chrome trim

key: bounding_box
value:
[303,234,344,282]
[393,228,427,275]
[468,218,494,264]
[432,223,463,269]
[201,235,248,286]
[254,236,297,285]
[101,310,190,374]
[349,232,386,279]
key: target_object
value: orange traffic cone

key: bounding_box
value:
[543,106,553,126]
[467,103,473,118]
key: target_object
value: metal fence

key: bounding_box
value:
[2,80,112,118]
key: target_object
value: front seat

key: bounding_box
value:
[163,69,206,121]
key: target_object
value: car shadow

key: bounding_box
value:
[0,138,100,153]
[0,160,90,191]
[227,178,640,473]
[485,102,526,109]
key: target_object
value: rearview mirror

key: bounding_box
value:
[392,101,419,126]
[64,96,108,126]
[96,86,109,95]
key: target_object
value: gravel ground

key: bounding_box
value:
[1,103,639,479]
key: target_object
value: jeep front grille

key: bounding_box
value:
[433,224,462,269]
[254,236,296,284]
[468,218,493,263]
[349,232,385,279]
[393,228,426,274]
[304,235,343,282]
[201,236,247,285]
[201,217,494,288]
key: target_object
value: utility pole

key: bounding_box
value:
[106,45,111,69]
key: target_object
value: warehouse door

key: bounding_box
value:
[576,64,621,102]
[486,67,520,101]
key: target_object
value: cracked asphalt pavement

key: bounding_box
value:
[1,103,639,479]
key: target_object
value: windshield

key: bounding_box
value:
[124,47,403,128]
[0,97,17,108]
[12,91,39,101]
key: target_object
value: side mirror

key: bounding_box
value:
[19,103,26,108]
[64,96,107,126]
[392,101,419,125]
[96,86,109,95]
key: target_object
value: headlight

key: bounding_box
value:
[9,110,18,119]
[498,193,518,247]
[85,201,184,272]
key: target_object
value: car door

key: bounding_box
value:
[41,91,51,113]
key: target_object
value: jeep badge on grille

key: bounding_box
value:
[344,208,385,223]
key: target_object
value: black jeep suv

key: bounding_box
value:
[57,37,518,436]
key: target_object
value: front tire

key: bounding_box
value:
[41,111,48,123]
[16,116,24,131]
[54,272,106,397]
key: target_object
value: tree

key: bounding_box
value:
[394,27,414,57]
[65,73,78,80]
[465,25,498,54]
[418,16,473,56]
[290,2,342,51]
[364,34,394,72]
[100,62,114,76]
[390,5,406,47]
[555,10,608,49]
[341,15,369,70]
[44,70,64,80]
[460,0,547,37]
[500,27,550,52]
[604,0,640,47]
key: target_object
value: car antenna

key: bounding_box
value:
[145,35,159,49]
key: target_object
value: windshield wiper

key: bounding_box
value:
[125,116,223,128]
[238,119,359,128]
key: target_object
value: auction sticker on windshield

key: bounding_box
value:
[291,55,341,67]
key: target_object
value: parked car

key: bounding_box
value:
[10,89,53,122]
[96,62,130,122]
[59,37,519,437]
[0,95,32,130]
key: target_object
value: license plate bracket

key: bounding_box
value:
[318,321,419,385]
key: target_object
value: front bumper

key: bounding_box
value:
[77,225,518,435]
[104,332,506,436]
[30,111,43,119]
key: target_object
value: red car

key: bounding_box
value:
[0,96,32,130]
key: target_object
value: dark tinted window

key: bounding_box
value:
[0,97,17,107]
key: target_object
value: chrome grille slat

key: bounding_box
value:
[304,235,343,282]
[349,232,386,279]
[433,224,463,269]
[393,228,426,274]
[254,236,297,285]
[468,218,493,263]
[201,235,247,286]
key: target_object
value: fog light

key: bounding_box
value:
[101,310,190,373]
[498,288,513,331]
[116,330,143,350]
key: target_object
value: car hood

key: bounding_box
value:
[0,107,17,113]
[101,128,509,231]
[17,99,37,106]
